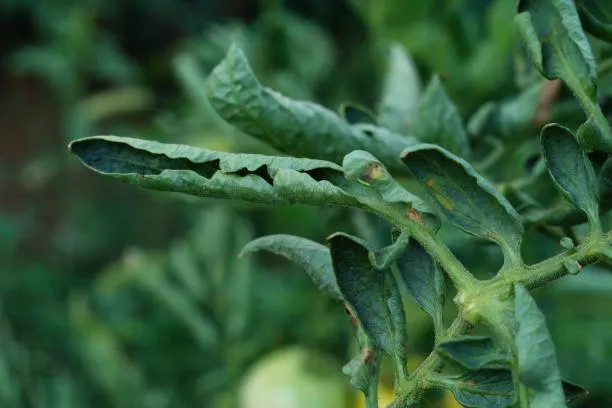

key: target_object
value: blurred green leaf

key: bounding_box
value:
[413,76,470,158]
[599,157,612,210]
[467,81,542,138]
[577,0,612,43]
[378,44,421,134]
[514,284,566,407]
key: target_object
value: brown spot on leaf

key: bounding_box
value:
[362,162,384,183]
[408,208,424,224]
[343,302,358,327]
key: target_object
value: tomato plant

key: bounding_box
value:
[70,1,612,406]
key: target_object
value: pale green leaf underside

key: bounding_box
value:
[240,234,342,299]
[69,136,360,207]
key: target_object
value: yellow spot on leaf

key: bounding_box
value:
[434,192,454,210]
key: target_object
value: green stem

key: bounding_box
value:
[374,204,479,294]
[598,58,612,78]
[496,232,606,289]
[519,384,530,408]
[396,317,471,405]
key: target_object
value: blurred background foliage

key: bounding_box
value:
[2,0,612,407]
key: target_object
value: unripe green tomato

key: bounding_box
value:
[239,347,350,408]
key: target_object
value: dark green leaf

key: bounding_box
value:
[328,233,407,364]
[541,124,600,229]
[397,240,445,328]
[401,144,524,265]
[69,136,360,207]
[577,0,612,43]
[205,45,416,172]
[378,44,421,134]
[599,157,612,210]
[446,369,515,408]
[514,284,566,407]
[436,336,511,371]
[413,76,470,158]
[343,338,381,397]
[340,103,376,125]
[516,0,612,152]
[240,235,341,300]
[561,380,589,405]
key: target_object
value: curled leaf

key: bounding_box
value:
[240,235,341,299]
[205,45,416,172]
[69,136,359,207]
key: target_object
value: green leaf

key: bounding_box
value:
[370,230,410,270]
[396,240,445,330]
[599,157,612,210]
[342,150,440,230]
[541,124,600,230]
[412,76,470,158]
[328,233,407,376]
[467,82,543,138]
[205,44,416,172]
[436,336,511,371]
[340,103,376,125]
[516,0,612,152]
[514,284,566,408]
[378,44,421,134]
[68,136,361,207]
[444,369,515,408]
[577,0,612,43]
[401,144,524,266]
[343,335,381,399]
[240,234,342,300]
